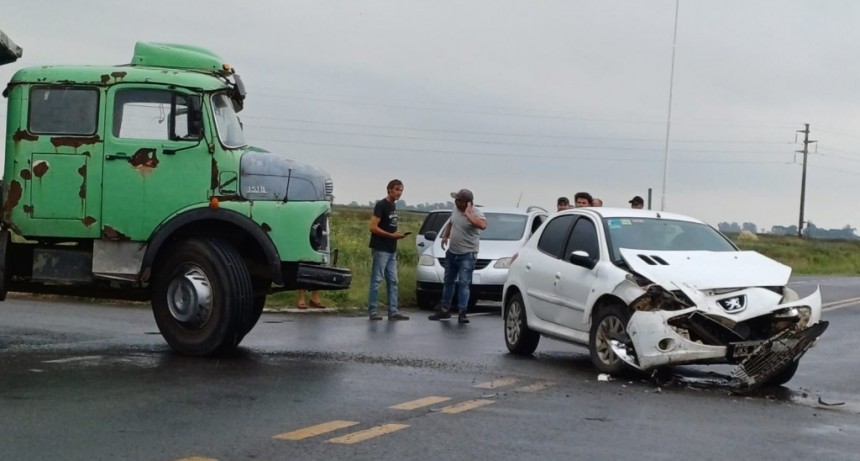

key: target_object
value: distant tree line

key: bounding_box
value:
[345,200,453,211]
[344,200,860,240]
[719,221,859,240]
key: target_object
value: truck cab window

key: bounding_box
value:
[29,87,98,135]
[211,92,246,148]
[112,89,195,140]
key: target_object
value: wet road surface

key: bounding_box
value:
[1,276,858,461]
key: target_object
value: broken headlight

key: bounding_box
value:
[773,306,812,329]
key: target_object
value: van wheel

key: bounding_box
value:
[152,238,252,356]
[416,291,439,310]
[589,303,631,374]
[504,293,539,355]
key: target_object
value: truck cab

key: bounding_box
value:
[0,42,351,355]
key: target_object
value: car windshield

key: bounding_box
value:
[481,213,528,241]
[211,92,247,148]
[604,217,736,262]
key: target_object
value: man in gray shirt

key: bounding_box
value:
[429,188,488,324]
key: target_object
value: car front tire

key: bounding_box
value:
[589,303,631,374]
[504,292,539,355]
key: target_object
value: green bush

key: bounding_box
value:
[267,206,427,312]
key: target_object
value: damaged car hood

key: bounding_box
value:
[619,249,791,290]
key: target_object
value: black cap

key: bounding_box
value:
[451,189,474,202]
[629,195,644,205]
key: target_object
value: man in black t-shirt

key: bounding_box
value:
[368,179,409,320]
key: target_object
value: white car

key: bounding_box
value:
[416,206,548,310]
[502,207,827,389]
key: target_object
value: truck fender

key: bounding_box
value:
[140,207,283,285]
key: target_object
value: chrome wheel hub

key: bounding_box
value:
[166,267,213,328]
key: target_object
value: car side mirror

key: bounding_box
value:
[569,250,596,270]
[424,231,437,241]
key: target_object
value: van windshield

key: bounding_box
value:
[481,213,527,241]
[211,92,247,148]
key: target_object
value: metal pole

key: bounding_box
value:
[797,123,812,238]
[660,0,680,211]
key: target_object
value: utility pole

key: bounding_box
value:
[797,123,816,238]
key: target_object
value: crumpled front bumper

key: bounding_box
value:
[622,287,823,371]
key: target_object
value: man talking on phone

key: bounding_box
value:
[429,188,487,324]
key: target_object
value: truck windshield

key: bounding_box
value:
[211,92,246,148]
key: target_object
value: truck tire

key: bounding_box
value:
[152,238,253,356]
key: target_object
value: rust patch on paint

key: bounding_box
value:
[3,180,22,218]
[130,148,159,177]
[100,74,110,84]
[32,161,49,178]
[22,205,33,214]
[210,158,219,189]
[78,164,88,198]
[82,216,97,227]
[102,226,130,241]
[12,129,38,143]
[261,223,272,233]
[111,71,127,80]
[50,135,100,149]
[20,169,32,180]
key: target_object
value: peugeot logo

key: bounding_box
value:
[717,295,747,313]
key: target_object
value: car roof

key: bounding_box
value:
[559,207,705,224]
[465,206,547,215]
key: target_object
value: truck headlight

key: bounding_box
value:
[419,254,436,266]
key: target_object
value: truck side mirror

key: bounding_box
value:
[424,231,437,241]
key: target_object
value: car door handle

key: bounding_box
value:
[418,242,425,246]
[525,263,532,270]
[106,153,129,161]
[554,272,562,279]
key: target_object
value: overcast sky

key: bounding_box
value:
[3,1,860,231]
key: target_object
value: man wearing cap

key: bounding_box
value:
[629,195,645,209]
[429,188,487,324]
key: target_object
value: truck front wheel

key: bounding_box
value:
[152,238,253,355]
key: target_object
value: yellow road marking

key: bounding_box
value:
[327,424,410,444]
[273,420,359,441]
[439,399,495,414]
[474,377,519,389]
[516,380,556,393]
[389,396,452,410]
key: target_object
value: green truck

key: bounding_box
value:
[0,37,351,355]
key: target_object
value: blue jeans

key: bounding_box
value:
[368,250,399,316]
[441,251,477,313]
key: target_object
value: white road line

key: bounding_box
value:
[42,355,102,364]
[822,297,860,311]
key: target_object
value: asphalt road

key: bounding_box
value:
[1,276,858,461]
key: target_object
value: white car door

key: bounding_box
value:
[523,215,576,323]
[554,216,602,332]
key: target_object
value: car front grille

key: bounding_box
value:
[438,258,492,270]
